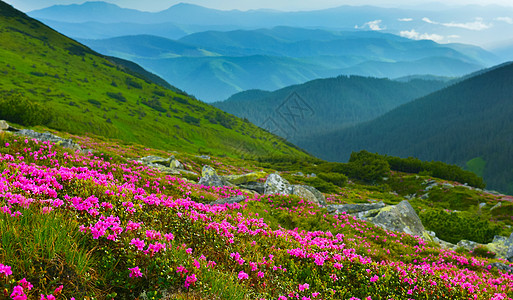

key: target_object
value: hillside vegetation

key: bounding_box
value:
[0,124,512,299]
[0,1,307,159]
[214,75,447,141]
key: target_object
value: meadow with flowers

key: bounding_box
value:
[1,128,513,300]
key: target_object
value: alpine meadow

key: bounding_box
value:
[1,1,513,300]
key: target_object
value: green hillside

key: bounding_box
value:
[214,75,447,142]
[301,62,513,194]
[0,1,308,159]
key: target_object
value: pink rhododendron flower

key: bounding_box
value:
[19,278,33,291]
[11,286,27,300]
[129,266,143,278]
[238,271,249,280]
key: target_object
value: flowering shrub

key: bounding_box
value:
[0,132,512,299]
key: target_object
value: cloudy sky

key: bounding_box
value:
[5,0,513,12]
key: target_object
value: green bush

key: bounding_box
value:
[106,92,127,102]
[345,150,390,183]
[471,245,496,259]
[420,209,500,244]
[0,92,53,126]
[317,172,347,187]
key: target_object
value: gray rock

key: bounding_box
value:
[198,165,228,187]
[197,155,210,160]
[479,203,487,208]
[139,155,169,165]
[507,232,513,260]
[356,200,427,238]
[264,173,291,195]
[302,185,327,207]
[487,262,513,273]
[290,185,321,206]
[328,202,386,215]
[169,157,184,169]
[490,202,502,211]
[457,240,479,251]
[222,171,267,185]
[0,120,9,131]
[263,173,325,207]
[17,129,81,150]
[210,195,246,205]
[239,182,265,194]
[420,193,429,200]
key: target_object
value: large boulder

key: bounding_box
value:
[17,129,80,150]
[238,182,265,194]
[487,262,513,273]
[264,173,291,195]
[302,185,327,207]
[136,155,189,175]
[198,165,228,187]
[264,173,326,207]
[328,202,385,214]
[0,120,9,131]
[506,232,513,261]
[355,200,427,238]
[475,234,513,261]
[222,171,267,185]
[210,195,247,205]
[290,185,322,207]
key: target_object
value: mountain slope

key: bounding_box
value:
[0,1,308,159]
[301,62,513,193]
[214,75,447,141]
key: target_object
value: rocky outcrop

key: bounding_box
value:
[487,262,513,273]
[327,202,386,215]
[16,129,81,150]
[302,185,327,207]
[238,182,265,194]
[136,155,195,176]
[210,195,246,205]
[198,165,228,187]
[357,200,427,238]
[507,233,513,260]
[264,173,291,195]
[330,200,430,239]
[263,173,326,207]
[222,171,267,185]
[0,120,9,132]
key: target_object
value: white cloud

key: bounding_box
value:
[442,17,492,30]
[422,17,436,24]
[495,17,513,24]
[400,29,444,42]
[362,19,385,30]
[422,16,492,31]
[398,18,413,22]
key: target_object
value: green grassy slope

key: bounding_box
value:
[0,1,308,159]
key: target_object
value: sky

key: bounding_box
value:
[5,0,513,12]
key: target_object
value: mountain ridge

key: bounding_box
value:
[299,61,513,193]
